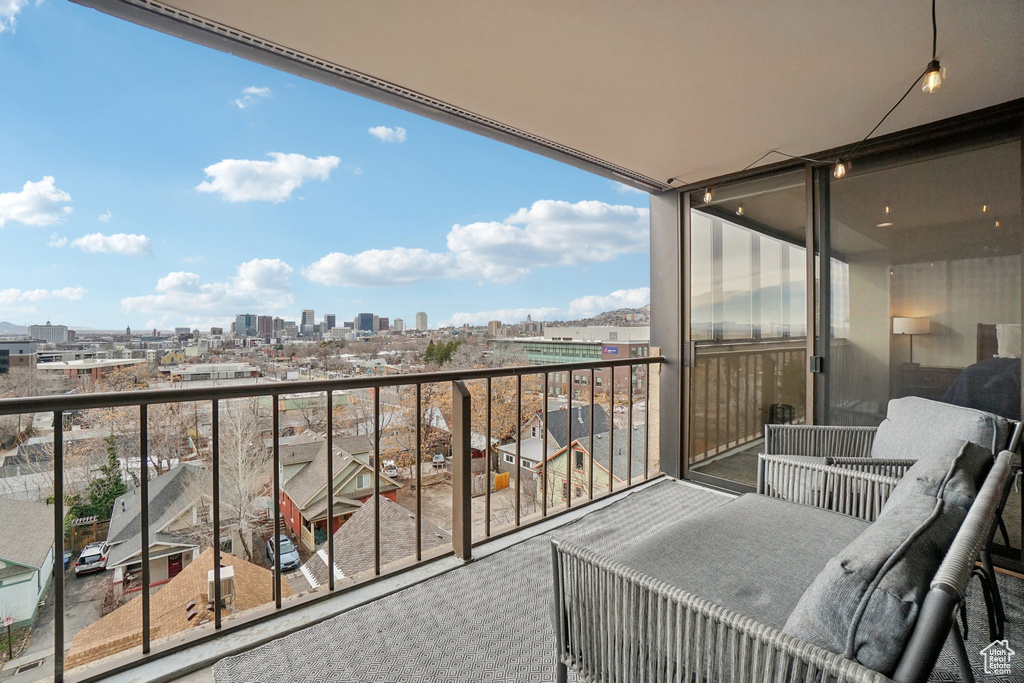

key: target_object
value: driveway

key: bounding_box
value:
[0,567,107,681]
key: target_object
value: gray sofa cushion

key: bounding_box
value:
[612,493,868,630]
[883,439,991,513]
[784,444,970,679]
[870,397,1009,460]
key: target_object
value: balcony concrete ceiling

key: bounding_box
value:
[83,0,1024,190]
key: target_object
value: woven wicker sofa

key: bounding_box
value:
[759,397,1021,641]
[552,436,1014,682]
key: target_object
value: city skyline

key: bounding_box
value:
[1,2,650,332]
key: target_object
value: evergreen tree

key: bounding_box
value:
[424,339,437,364]
[85,434,128,521]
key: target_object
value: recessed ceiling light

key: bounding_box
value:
[877,222,894,228]
[982,204,988,213]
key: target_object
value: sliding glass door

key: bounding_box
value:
[686,171,809,490]
[824,137,1022,561]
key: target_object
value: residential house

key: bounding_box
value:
[0,498,58,625]
[104,463,251,598]
[537,426,646,507]
[279,435,401,550]
[299,496,450,589]
[66,547,291,670]
[520,403,611,451]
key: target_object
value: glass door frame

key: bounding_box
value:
[677,107,1023,568]
[681,166,818,494]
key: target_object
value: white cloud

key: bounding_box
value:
[368,126,407,143]
[567,287,651,317]
[71,232,152,256]
[303,247,454,287]
[303,199,649,288]
[611,181,648,196]
[234,85,272,109]
[0,176,72,227]
[447,200,649,283]
[0,286,86,306]
[98,209,112,222]
[0,0,27,33]
[439,287,650,327]
[121,258,294,326]
[196,152,340,202]
[47,233,66,247]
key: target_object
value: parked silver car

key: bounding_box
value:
[74,542,107,577]
[266,535,301,571]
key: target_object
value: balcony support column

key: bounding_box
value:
[650,189,685,479]
[451,380,472,561]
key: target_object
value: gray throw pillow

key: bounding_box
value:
[882,439,991,513]
[870,397,1008,460]
[782,493,964,676]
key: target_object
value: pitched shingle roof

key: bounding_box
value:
[301,496,450,587]
[105,463,210,568]
[544,404,611,449]
[0,497,57,571]
[281,439,396,514]
[578,426,647,482]
[66,547,292,670]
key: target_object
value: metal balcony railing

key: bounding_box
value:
[688,339,806,464]
[0,356,662,682]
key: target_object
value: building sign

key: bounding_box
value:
[602,346,619,355]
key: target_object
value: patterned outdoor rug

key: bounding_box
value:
[212,479,1024,682]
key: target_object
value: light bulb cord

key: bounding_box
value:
[932,0,938,61]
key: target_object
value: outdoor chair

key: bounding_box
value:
[552,444,1013,683]
[758,396,1022,639]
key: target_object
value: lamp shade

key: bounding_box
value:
[893,317,931,335]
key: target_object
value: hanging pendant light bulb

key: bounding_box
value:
[702,188,713,203]
[922,60,944,93]
[833,161,848,179]
[921,1,944,93]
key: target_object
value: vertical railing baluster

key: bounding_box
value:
[627,365,633,487]
[326,391,334,591]
[644,361,651,479]
[52,410,64,683]
[703,356,710,462]
[272,395,281,608]
[589,368,595,500]
[415,384,422,561]
[515,373,522,526]
[609,375,615,494]
[212,399,222,627]
[542,372,549,517]
[566,370,573,508]
[140,404,151,651]
[373,387,381,575]
[484,377,491,538]
[716,358,723,455]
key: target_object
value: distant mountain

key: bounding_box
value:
[544,307,650,327]
[0,322,27,335]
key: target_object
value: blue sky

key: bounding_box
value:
[0,1,650,331]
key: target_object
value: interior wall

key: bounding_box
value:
[891,255,1022,369]
[844,257,891,411]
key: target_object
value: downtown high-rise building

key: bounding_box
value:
[416,312,428,331]
[257,315,273,337]
[301,309,315,327]
[234,314,257,337]
[324,314,336,330]
[378,317,389,331]
[356,313,374,332]
[273,317,285,332]
[28,321,68,344]
[393,318,404,332]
